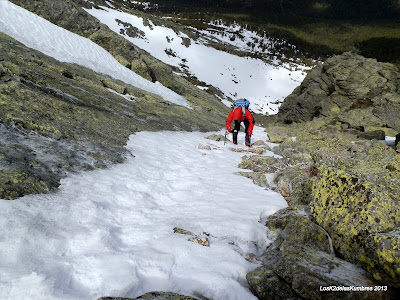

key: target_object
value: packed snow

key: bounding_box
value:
[0,0,189,107]
[0,128,287,300]
[85,6,307,114]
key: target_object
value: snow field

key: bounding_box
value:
[85,6,307,114]
[0,128,287,300]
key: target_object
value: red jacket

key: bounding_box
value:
[226,107,254,132]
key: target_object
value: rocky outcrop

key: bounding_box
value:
[246,53,400,298]
[0,31,225,199]
[247,207,393,300]
[276,52,400,137]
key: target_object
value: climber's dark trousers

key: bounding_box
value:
[232,119,250,144]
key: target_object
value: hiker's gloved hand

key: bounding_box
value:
[227,128,231,133]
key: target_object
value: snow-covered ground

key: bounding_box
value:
[85,5,307,114]
[0,128,287,300]
[0,2,295,299]
[0,0,189,107]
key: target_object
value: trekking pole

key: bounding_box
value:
[224,130,227,145]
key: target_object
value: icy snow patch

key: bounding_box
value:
[0,127,287,300]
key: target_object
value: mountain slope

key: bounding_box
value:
[9,0,307,115]
[0,0,308,199]
[0,0,231,199]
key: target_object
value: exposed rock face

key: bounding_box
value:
[247,53,400,298]
[255,121,400,291]
[277,52,400,137]
[247,207,393,300]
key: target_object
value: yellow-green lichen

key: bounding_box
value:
[311,165,400,268]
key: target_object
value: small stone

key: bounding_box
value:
[173,227,193,235]
[248,148,264,154]
[252,140,266,146]
[189,237,210,247]
[229,147,246,153]
[244,253,259,262]
[205,134,225,141]
[198,144,211,150]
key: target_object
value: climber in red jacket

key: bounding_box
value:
[226,99,254,146]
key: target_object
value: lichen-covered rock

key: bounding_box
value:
[238,155,289,173]
[246,266,300,300]
[267,119,359,165]
[359,230,400,287]
[256,52,400,296]
[265,125,293,143]
[265,207,332,254]
[358,129,386,141]
[247,207,391,300]
[311,165,400,285]
[276,52,400,135]
[237,172,269,188]
[273,244,388,300]
[275,164,317,205]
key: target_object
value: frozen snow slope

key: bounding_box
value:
[85,6,307,114]
[0,129,287,300]
[0,0,189,107]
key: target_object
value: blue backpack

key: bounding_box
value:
[233,98,250,118]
